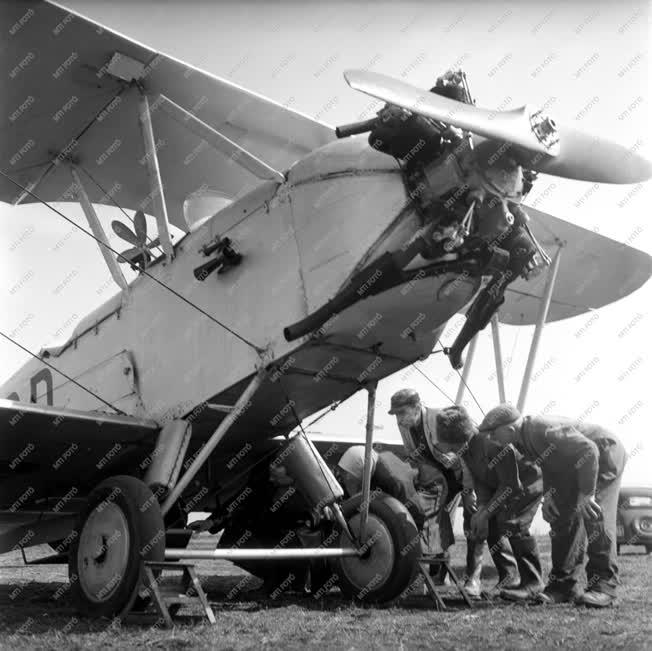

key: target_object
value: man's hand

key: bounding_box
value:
[578,494,602,521]
[461,489,477,515]
[542,493,560,523]
[470,508,489,540]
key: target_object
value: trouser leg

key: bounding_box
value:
[501,492,544,589]
[463,505,484,582]
[486,515,518,586]
[585,472,623,596]
[547,483,585,597]
[465,537,485,582]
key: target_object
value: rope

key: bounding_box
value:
[0,331,126,415]
[0,170,263,353]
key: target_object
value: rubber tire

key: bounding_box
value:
[332,492,420,604]
[69,475,165,618]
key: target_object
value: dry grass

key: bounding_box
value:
[0,537,650,650]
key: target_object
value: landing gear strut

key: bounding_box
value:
[332,381,420,603]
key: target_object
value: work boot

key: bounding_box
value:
[577,591,616,608]
[500,583,544,602]
[533,587,582,605]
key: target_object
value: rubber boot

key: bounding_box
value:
[488,535,520,589]
[512,535,544,591]
[464,538,485,597]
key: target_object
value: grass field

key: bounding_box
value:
[0,536,650,650]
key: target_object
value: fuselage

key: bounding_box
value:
[1,137,480,445]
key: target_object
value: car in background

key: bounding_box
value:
[617,486,652,554]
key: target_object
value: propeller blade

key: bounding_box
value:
[133,210,147,245]
[344,69,559,156]
[111,220,139,245]
[344,69,652,185]
[514,125,652,184]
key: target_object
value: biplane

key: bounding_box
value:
[1,0,651,618]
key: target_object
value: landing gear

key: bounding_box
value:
[69,475,165,618]
[333,492,420,604]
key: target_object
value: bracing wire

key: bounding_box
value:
[0,169,263,353]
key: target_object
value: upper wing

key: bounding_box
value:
[1,1,334,231]
[499,206,652,325]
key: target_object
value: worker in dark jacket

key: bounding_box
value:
[336,445,425,530]
[389,389,483,596]
[480,404,627,608]
[436,405,544,598]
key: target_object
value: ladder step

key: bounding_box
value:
[138,561,216,626]
[162,594,202,605]
[145,561,196,569]
[206,403,235,412]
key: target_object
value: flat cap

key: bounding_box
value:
[388,388,421,414]
[478,403,522,432]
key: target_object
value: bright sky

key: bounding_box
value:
[1,1,650,493]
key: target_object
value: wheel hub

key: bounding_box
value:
[77,502,130,603]
[338,512,394,594]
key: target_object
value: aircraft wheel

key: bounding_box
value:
[332,492,420,604]
[69,475,165,618]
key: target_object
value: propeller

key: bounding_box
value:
[343,69,652,184]
[112,211,160,269]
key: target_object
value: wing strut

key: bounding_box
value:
[70,166,128,290]
[139,91,175,261]
[516,247,563,411]
[455,335,479,404]
[490,315,507,403]
[161,367,267,515]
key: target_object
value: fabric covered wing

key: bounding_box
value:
[0,398,158,467]
[499,206,652,325]
[1,1,334,231]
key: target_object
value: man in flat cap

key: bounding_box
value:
[436,404,544,598]
[388,389,483,596]
[480,403,627,608]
